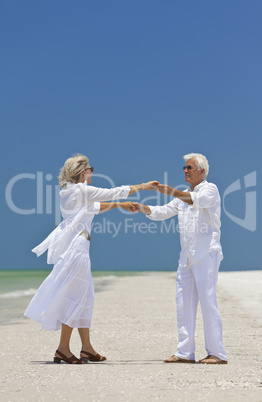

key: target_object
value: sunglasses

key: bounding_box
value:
[85,167,94,173]
[183,165,193,171]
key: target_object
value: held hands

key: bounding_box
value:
[142,181,171,194]
[119,202,150,215]
[119,182,164,213]
[119,202,143,213]
[132,202,151,215]
[120,202,137,213]
[132,202,142,212]
[142,180,159,190]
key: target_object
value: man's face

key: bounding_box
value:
[183,158,205,188]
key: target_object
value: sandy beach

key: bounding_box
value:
[0,271,262,401]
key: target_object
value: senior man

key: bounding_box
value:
[134,153,227,364]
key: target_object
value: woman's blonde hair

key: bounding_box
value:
[58,154,90,188]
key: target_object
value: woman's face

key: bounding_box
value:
[80,165,93,184]
[83,165,93,184]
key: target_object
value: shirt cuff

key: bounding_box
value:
[145,206,154,219]
[84,202,101,215]
[122,185,130,199]
[94,202,101,214]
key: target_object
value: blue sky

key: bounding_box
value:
[1,0,261,271]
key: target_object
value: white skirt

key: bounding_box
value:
[25,236,94,331]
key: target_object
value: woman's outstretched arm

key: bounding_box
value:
[99,201,136,213]
[81,181,159,203]
[128,181,159,195]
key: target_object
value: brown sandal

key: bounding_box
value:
[54,350,84,364]
[164,355,195,363]
[199,355,228,364]
[80,350,106,362]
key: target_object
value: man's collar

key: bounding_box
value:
[188,180,207,192]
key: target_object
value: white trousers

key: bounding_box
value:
[175,252,227,361]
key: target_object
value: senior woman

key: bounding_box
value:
[25,154,157,364]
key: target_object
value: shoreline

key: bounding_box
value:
[0,270,261,326]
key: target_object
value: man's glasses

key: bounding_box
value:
[85,167,94,173]
[183,165,193,171]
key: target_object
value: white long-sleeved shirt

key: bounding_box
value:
[32,182,130,264]
[146,180,223,266]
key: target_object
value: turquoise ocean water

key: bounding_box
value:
[0,270,145,326]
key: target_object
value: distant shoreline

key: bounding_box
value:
[0,270,148,296]
[0,267,261,272]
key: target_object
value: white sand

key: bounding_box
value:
[0,271,262,401]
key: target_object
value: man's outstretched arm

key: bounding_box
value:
[154,184,193,205]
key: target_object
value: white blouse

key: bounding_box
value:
[32,182,130,264]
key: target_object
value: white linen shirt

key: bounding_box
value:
[32,182,130,264]
[146,180,223,266]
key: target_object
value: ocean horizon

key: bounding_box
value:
[0,266,261,272]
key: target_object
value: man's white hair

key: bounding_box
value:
[183,153,209,180]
